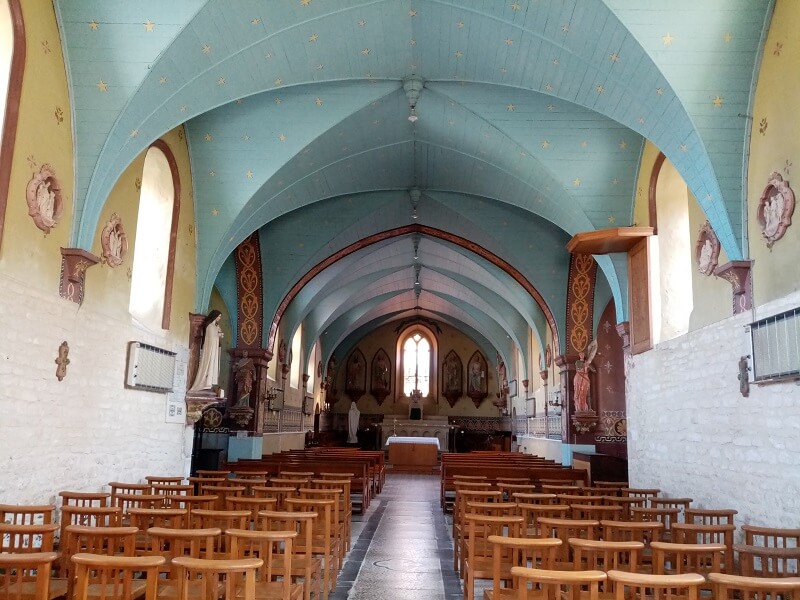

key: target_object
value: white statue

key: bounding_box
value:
[698,238,713,274]
[347,401,360,444]
[36,180,57,229]
[189,310,224,392]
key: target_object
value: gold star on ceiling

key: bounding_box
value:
[315,97,323,106]
[361,48,370,55]
[209,170,215,177]
[680,144,688,152]
[274,97,282,104]
[159,76,167,85]
[612,178,619,185]
[656,87,664,95]
[573,178,582,186]
[552,58,559,65]
[547,104,555,112]
[723,32,733,43]
[242,134,250,141]
[42,41,51,54]
[202,44,211,54]
[278,133,287,142]
[143,20,155,32]
[511,2,521,10]
[211,208,219,216]
[455,51,464,58]
[246,170,254,179]
[274,78,283,86]
[251,18,261,25]
[217,77,225,86]
[608,215,617,224]
[308,33,319,42]
[638,117,645,124]
[581,140,588,148]
[96,80,108,92]
[300,0,311,5]
[457,21,464,29]
[506,103,515,111]
[129,129,139,138]
[204,133,213,142]
[499,67,507,74]
[596,84,605,94]
[505,38,514,45]
[662,32,674,46]
[408,9,417,17]
[562,24,570,33]
[409,39,416,46]
[316,64,324,70]
[610,52,619,63]
[180,105,187,112]
[88,20,99,30]
[712,95,724,108]
[619,140,628,150]
[541,140,550,149]
[265,52,273,59]
[236,98,244,104]
[544,83,553,92]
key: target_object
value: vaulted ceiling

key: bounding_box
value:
[55,0,773,370]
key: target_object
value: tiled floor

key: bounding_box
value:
[331,473,464,599]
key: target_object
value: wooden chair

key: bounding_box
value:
[145,476,185,488]
[59,492,110,509]
[109,483,150,499]
[557,494,605,507]
[601,520,664,573]
[150,485,192,497]
[199,486,245,511]
[454,490,503,572]
[271,479,309,489]
[145,526,222,590]
[517,503,569,538]
[651,539,724,592]
[601,496,645,521]
[259,510,322,600]
[297,489,344,569]
[128,508,188,551]
[189,510,249,558]
[310,479,352,552]
[708,572,800,599]
[112,494,168,519]
[540,485,581,495]
[232,471,272,480]
[188,477,227,495]
[622,488,660,505]
[62,525,138,599]
[684,507,736,527]
[225,496,278,530]
[594,481,627,495]
[463,514,524,600]
[0,505,54,526]
[0,551,60,600]
[483,536,560,600]
[650,498,692,522]
[537,518,600,569]
[252,487,298,511]
[228,529,304,599]
[736,544,800,578]
[280,472,315,480]
[72,553,164,600]
[606,569,705,599]
[228,478,268,496]
[284,498,337,600]
[0,523,58,554]
[163,495,216,513]
[511,566,606,600]
[671,522,736,572]
[170,556,261,600]
[194,470,231,478]
[569,538,643,599]
[510,493,557,505]
[631,507,680,542]
[570,504,623,522]
[742,524,800,549]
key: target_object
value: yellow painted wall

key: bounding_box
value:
[747,0,800,304]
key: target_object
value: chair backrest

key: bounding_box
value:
[557,494,605,506]
[650,498,692,521]
[606,569,705,599]
[736,543,800,578]
[127,507,187,531]
[250,486,297,511]
[466,501,519,518]
[108,482,149,498]
[569,538,643,574]
[518,504,570,537]
[145,476,185,487]
[671,522,735,572]
[112,493,167,514]
[684,508,736,527]
[164,494,216,512]
[0,551,59,600]
[511,493,557,505]
[151,484,193,497]
[0,523,58,553]
[465,514,524,566]
[228,529,297,598]
[630,507,680,540]
[601,496,645,521]
[146,526,222,585]
[270,478,309,488]
[601,520,664,546]
[58,492,110,508]
[200,486,246,510]
[651,540,724,577]
[71,553,164,600]
[63,525,138,599]
[511,566,606,600]
[486,535,560,595]
[743,524,800,548]
[0,504,55,525]
[537,518,600,566]
[708,572,800,599]
[171,557,262,600]
[259,510,317,561]
[225,496,278,529]
[570,504,623,522]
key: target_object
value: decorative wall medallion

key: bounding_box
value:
[695,221,720,276]
[26,164,63,233]
[55,341,70,381]
[100,213,128,267]
[757,172,795,248]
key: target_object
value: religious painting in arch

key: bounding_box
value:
[345,347,366,401]
[441,349,463,407]
[466,350,488,408]
[370,348,391,405]
[757,171,795,249]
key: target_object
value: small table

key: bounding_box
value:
[386,436,440,468]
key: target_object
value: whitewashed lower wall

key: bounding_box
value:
[517,435,564,463]
[627,289,800,529]
[0,274,193,505]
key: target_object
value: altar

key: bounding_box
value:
[386,436,440,468]
[382,415,450,451]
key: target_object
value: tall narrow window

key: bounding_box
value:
[0,0,23,249]
[0,1,13,138]
[403,332,430,396]
[290,325,302,389]
[129,144,179,330]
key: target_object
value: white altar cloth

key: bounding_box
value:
[385,436,441,450]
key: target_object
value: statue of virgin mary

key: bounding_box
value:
[189,310,224,392]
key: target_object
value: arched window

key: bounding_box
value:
[0,0,24,249]
[289,325,302,389]
[402,331,431,396]
[129,142,180,330]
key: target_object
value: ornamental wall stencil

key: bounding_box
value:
[100,213,128,268]
[235,232,263,347]
[26,164,64,234]
[695,221,720,276]
[757,172,795,249]
[566,253,597,355]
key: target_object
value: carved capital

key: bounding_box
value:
[615,321,631,350]
[714,260,753,315]
[539,370,548,383]
[59,247,100,304]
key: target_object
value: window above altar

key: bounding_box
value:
[402,332,430,396]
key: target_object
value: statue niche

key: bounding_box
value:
[370,348,391,405]
[441,350,463,407]
[466,350,489,408]
[345,348,366,402]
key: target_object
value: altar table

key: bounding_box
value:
[386,436,440,467]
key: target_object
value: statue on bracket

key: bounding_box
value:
[757,172,795,249]
[188,310,223,393]
[370,348,391,405]
[695,221,720,276]
[26,164,63,234]
[345,348,366,402]
[573,339,598,413]
[442,350,463,407]
[100,213,128,268]
[466,350,488,408]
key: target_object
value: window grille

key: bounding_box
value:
[749,307,800,383]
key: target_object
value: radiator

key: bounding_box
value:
[750,307,800,382]
[125,341,177,392]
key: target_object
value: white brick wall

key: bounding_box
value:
[0,273,193,505]
[628,290,800,529]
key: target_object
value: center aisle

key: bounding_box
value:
[331,473,462,600]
